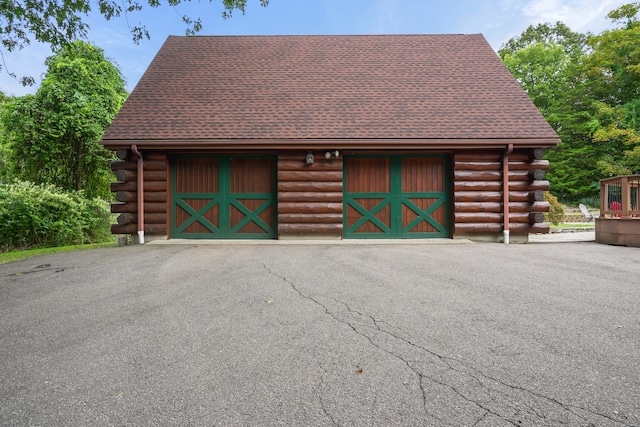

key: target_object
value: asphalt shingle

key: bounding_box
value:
[102,34,560,146]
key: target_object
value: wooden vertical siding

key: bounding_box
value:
[229,157,276,234]
[345,157,391,233]
[344,155,450,238]
[173,157,220,234]
[277,152,343,236]
[110,151,168,235]
[171,156,276,238]
[401,157,447,233]
[453,150,550,235]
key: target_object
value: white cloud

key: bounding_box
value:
[522,0,625,31]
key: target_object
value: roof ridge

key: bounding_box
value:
[166,33,481,38]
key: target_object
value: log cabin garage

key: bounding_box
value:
[100,34,560,243]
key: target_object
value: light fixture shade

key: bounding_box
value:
[305,152,315,165]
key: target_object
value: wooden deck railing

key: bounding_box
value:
[600,175,640,218]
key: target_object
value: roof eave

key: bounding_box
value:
[101,137,561,151]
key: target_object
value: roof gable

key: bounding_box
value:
[102,34,560,146]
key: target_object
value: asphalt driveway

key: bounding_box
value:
[1,241,638,426]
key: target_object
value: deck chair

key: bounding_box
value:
[579,204,599,222]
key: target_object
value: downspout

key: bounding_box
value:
[503,144,514,244]
[131,145,145,244]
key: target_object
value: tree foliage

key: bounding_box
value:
[500,3,640,202]
[585,4,640,103]
[501,41,571,116]
[0,90,9,173]
[583,3,640,176]
[498,22,587,61]
[0,0,268,84]
[0,41,127,198]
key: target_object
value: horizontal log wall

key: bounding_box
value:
[110,151,168,236]
[453,150,550,236]
[277,152,343,236]
[105,148,551,240]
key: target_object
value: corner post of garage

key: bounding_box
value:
[503,143,514,244]
[131,145,145,244]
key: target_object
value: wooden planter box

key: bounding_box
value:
[595,218,640,248]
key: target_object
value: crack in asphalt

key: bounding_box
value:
[253,260,345,425]
[330,297,634,426]
[255,260,514,425]
[322,297,435,418]
[437,335,631,426]
[254,260,633,427]
[317,371,339,426]
[323,296,521,426]
[6,264,71,276]
[473,410,489,426]
[253,260,438,423]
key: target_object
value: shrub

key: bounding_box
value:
[577,195,600,209]
[0,180,112,252]
[544,191,565,225]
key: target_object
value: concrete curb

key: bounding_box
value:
[147,233,598,245]
[148,238,476,245]
[528,231,595,243]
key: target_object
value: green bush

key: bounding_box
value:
[0,180,112,252]
[544,191,565,225]
[577,195,600,209]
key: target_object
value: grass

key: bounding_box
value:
[0,242,118,265]
[550,222,595,229]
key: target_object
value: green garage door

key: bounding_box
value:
[171,156,276,239]
[344,156,450,238]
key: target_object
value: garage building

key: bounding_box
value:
[101,34,560,243]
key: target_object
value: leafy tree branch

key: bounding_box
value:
[0,0,269,84]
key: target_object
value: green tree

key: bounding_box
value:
[500,6,640,202]
[501,41,572,116]
[585,2,640,105]
[1,0,269,85]
[0,41,127,198]
[583,2,640,175]
[499,23,599,201]
[0,90,10,177]
[498,22,587,61]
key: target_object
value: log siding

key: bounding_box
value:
[110,150,169,236]
[453,150,550,236]
[277,152,343,236]
[106,148,551,242]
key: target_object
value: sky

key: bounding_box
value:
[0,0,631,97]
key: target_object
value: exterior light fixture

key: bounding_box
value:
[305,151,315,165]
[325,150,340,159]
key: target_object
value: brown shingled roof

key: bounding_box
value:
[101,34,560,148]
